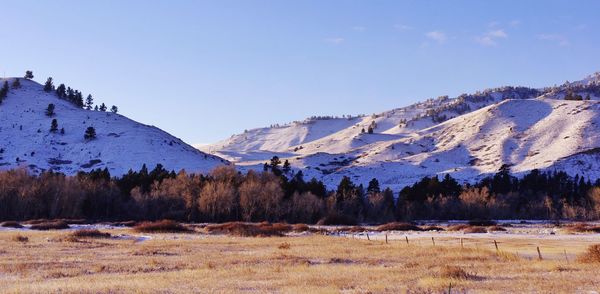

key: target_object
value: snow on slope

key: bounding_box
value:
[203,85,542,161]
[204,72,600,190]
[0,78,228,175]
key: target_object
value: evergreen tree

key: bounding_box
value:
[11,78,21,89]
[110,105,118,113]
[24,71,34,80]
[74,91,84,107]
[85,95,94,110]
[56,84,66,98]
[269,156,282,176]
[45,103,55,116]
[43,77,54,92]
[94,105,99,111]
[282,160,291,174]
[367,178,381,194]
[84,127,97,140]
[99,103,107,112]
[0,81,8,102]
[50,119,58,132]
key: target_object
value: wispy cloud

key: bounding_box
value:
[324,37,344,44]
[537,34,569,46]
[352,26,366,32]
[475,29,508,46]
[425,31,447,43]
[488,21,500,28]
[393,24,412,31]
[509,20,521,28]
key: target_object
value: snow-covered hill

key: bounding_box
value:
[0,78,228,175]
[203,72,600,190]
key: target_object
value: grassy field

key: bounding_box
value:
[0,227,599,293]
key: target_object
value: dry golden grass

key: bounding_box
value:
[0,229,598,293]
[10,234,28,243]
[463,226,487,234]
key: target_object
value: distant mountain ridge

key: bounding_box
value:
[0,78,228,175]
[202,72,600,190]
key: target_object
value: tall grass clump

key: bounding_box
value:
[578,244,600,263]
[134,220,192,233]
[1,221,23,228]
[71,229,111,238]
[29,220,70,230]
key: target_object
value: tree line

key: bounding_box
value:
[1,162,600,223]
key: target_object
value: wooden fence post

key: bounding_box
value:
[385,234,388,244]
[366,233,370,241]
[432,237,435,246]
[537,246,543,260]
[405,236,409,245]
[494,240,499,252]
[460,238,463,249]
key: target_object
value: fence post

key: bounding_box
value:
[432,237,435,246]
[537,246,543,260]
[385,234,388,244]
[405,236,409,245]
[494,240,499,252]
[366,233,370,241]
[460,238,463,249]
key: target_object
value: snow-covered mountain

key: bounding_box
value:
[202,72,600,190]
[0,78,228,175]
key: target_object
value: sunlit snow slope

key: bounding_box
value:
[0,78,228,175]
[203,72,600,190]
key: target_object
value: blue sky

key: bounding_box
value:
[1,1,599,145]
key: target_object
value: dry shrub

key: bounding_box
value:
[316,214,357,226]
[23,219,51,225]
[468,219,497,226]
[487,225,507,232]
[578,244,600,263]
[463,226,487,234]
[278,242,291,250]
[439,265,471,280]
[61,219,89,225]
[421,225,444,231]
[447,224,471,231]
[265,222,292,233]
[134,220,192,233]
[205,222,290,237]
[291,224,309,232]
[1,221,23,228]
[376,222,422,232]
[71,229,111,238]
[29,220,70,230]
[567,223,600,233]
[335,226,368,233]
[11,234,29,243]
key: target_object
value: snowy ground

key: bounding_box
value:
[0,78,228,176]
